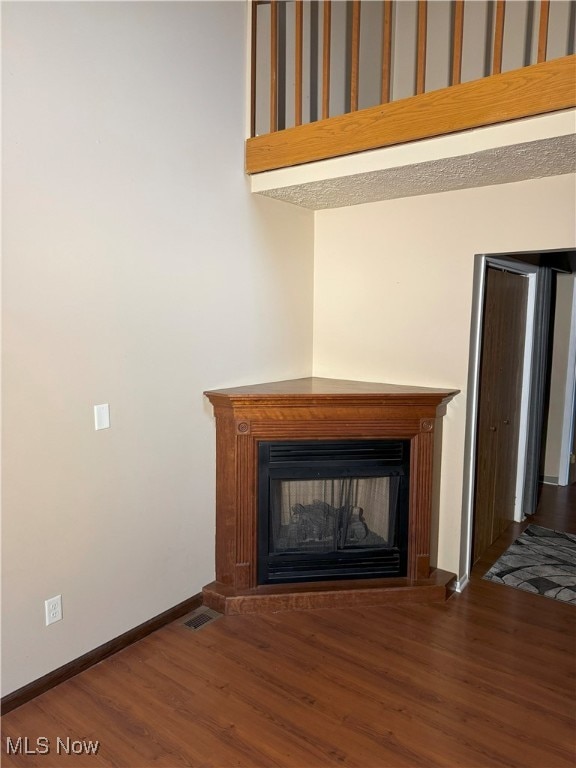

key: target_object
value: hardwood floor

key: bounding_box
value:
[3,485,575,768]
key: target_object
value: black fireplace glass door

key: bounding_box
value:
[269,476,399,553]
[258,440,410,584]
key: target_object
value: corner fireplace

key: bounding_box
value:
[202,377,458,614]
[258,440,410,584]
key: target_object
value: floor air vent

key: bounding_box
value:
[182,606,222,631]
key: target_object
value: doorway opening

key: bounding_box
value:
[461,249,576,581]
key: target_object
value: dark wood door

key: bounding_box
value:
[473,267,529,563]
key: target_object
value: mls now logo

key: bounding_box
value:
[5,738,50,755]
[6,736,100,755]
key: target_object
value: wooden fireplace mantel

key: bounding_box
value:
[203,377,458,614]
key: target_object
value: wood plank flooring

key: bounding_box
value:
[3,485,575,767]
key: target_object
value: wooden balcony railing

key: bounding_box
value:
[246,0,576,174]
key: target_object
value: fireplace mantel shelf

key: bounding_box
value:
[206,377,458,407]
[203,377,459,615]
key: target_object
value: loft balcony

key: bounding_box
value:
[246,0,576,196]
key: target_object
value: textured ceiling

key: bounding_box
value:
[255,135,576,210]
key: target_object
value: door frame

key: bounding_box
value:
[460,254,538,584]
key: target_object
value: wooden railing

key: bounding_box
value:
[247,0,576,173]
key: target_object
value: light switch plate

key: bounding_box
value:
[94,404,110,430]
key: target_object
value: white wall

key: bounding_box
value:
[313,174,576,578]
[2,1,314,696]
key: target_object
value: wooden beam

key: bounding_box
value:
[350,1,361,111]
[250,0,258,137]
[381,0,393,104]
[416,0,428,95]
[537,0,550,63]
[322,1,332,119]
[295,0,303,126]
[492,0,506,75]
[245,55,576,173]
[451,0,464,86]
[270,0,278,133]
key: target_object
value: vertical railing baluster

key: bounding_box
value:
[451,0,464,86]
[537,0,550,63]
[350,0,361,111]
[381,0,393,104]
[270,0,278,133]
[322,1,331,119]
[492,0,506,75]
[250,0,258,137]
[295,0,303,126]
[416,0,427,94]
[251,0,558,148]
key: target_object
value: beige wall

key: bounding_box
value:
[2,2,314,696]
[313,174,576,578]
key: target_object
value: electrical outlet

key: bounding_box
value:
[45,595,62,626]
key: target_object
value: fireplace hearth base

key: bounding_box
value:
[203,377,458,615]
[203,569,456,615]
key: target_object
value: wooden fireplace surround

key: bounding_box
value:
[203,377,458,614]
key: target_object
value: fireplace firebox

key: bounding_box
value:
[203,377,458,615]
[258,440,410,584]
